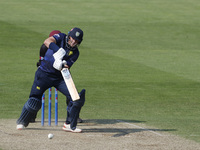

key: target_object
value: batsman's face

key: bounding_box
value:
[68,36,79,47]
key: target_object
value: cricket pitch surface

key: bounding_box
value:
[0,119,200,150]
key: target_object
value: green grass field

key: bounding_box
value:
[0,0,200,143]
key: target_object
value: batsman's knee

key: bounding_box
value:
[25,97,41,113]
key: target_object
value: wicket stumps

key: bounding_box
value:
[41,88,58,126]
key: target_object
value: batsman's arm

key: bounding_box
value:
[44,36,62,53]
[44,36,56,48]
[44,35,73,70]
[44,36,69,55]
[43,36,66,70]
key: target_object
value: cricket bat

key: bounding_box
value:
[61,68,80,101]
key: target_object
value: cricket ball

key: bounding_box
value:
[48,133,54,139]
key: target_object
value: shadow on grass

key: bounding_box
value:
[82,119,176,137]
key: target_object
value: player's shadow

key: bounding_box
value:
[81,119,176,137]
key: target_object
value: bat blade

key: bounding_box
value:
[61,68,80,101]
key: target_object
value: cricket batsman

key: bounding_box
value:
[32,30,83,123]
[16,27,85,133]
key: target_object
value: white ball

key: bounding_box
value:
[48,133,54,139]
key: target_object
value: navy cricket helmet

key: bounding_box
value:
[68,27,83,44]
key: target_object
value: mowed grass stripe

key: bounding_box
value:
[97,48,200,82]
